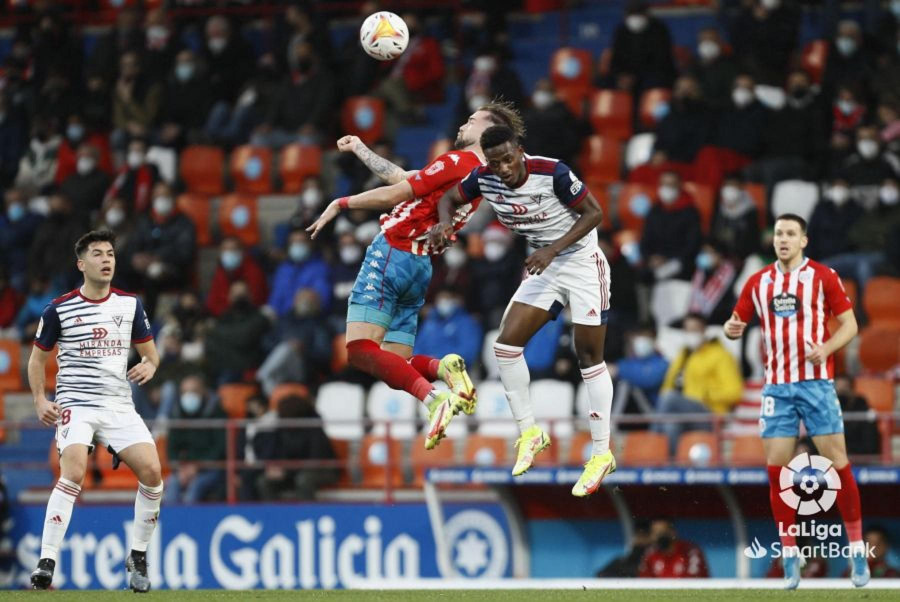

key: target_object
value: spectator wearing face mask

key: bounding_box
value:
[328,232,365,325]
[522,79,582,167]
[202,15,254,107]
[413,287,482,369]
[95,197,134,247]
[806,178,865,261]
[653,313,743,454]
[111,51,163,151]
[27,193,84,291]
[878,101,900,156]
[142,7,179,83]
[206,237,268,317]
[606,324,668,426]
[710,175,761,259]
[689,27,739,109]
[828,86,867,169]
[729,0,800,86]
[15,113,60,195]
[157,50,213,150]
[257,288,334,395]
[268,229,332,318]
[823,20,877,101]
[274,176,328,246]
[608,0,676,93]
[205,280,273,385]
[838,126,900,199]
[638,519,709,578]
[451,44,524,138]
[60,143,111,219]
[426,241,473,308]
[14,276,56,342]
[687,240,738,325]
[640,171,702,282]
[470,223,525,328]
[86,6,143,85]
[0,188,43,291]
[54,112,114,184]
[104,137,160,214]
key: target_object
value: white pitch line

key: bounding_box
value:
[354,578,900,590]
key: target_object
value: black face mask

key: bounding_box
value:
[791,87,809,99]
[231,296,253,311]
[656,535,674,551]
[295,58,312,74]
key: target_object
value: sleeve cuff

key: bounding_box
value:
[567,186,589,208]
[33,341,53,351]
[457,181,475,203]
[132,335,154,343]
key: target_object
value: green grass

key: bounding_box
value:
[3,591,899,601]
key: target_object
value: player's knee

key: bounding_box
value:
[61,465,86,486]
[141,461,163,487]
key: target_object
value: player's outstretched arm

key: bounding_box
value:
[307,180,415,239]
[128,340,160,386]
[337,135,418,184]
[525,192,603,275]
[429,184,468,248]
[723,312,748,340]
[808,308,858,365]
[27,346,59,426]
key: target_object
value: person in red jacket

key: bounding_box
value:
[205,236,268,317]
[638,518,710,578]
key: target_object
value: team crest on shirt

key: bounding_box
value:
[770,292,799,318]
[113,315,123,328]
[425,160,445,176]
[799,271,813,283]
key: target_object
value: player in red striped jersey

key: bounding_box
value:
[724,214,869,589]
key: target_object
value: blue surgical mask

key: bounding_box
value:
[180,392,202,414]
[221,249,242,271]
[651,101,670,121]
[696,251,715,271]
[66,123,85,142]
[435,298,459,318]
[836,36,856,57]
[175,63,194,83]
[289,242,310,263]
[7,203,25,222]
[632,336,655,358]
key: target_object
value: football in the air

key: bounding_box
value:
[359,11,409,61]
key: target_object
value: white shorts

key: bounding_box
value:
[55,405,154,454]
[509,248,611,325]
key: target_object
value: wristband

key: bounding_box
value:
[337,197,350,210]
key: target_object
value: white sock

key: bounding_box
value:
[581,362,613,456]
[132,482,163,553]
[40,478,81,561]
[493,342,534,433]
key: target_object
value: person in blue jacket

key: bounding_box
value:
[414,287,482,370]
[267,228,332,317]
[609,323,668,426]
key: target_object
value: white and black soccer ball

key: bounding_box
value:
[359,11,409,61]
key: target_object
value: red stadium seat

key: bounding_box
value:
[801,40,829,84]
[588,90,632,141]
[279,144,322,194]
[218,384,257,418]
[550,48,593,115]
[411,435,455,486]
[359,435,404,488]
[743,183,768,229]
[854,376,895,413]
[617,183,655,232]
[621,432,668,466]
[155,435,171,479]
[230,145,273,195]
[585,180,612,220]
[0,340,22,392]
[331,333,348,374]
[218,194,260,247]
[675,431,721,466]
[176,193,213,247]
[580,135,622,185]
[341,97,385,146]
[327,438,353,488]
[180,145,225,196]
[638,88,672,129]
[684,182,715,234]
[864,277,900,328]
[858,326,900,374]
[730,435,766,466]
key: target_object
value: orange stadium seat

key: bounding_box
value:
[95,445,140,489]
[218,383,257,418]
[858,326,900,374]
[585,181,612,219]
[464,435,507,466]
[854,376,895,413]
[684,182,715,234]
[730,435,766,465]
[843,278,858,309]
[617,183,655,232]
[638,88,672,129]
[0,340,22,392]
[341,97,385,146]
[801,40,829,84]
[180,145,225,196]
[279,144,322,194]
[567,431,593,465]
[218,194,260,247]
[0,393,5,443]
[155,434,171,478]
[270,383,311,411]
[621,432,668,466]
[359,435,404,488]
[580,135,622,184]
[411,435,455,486]
[177,194,213,247]
[230,145,273,195]
[743,183,768,228]
[864,277,900,328]
[327,438,353,488]
[675,431,721,466]
[331,333,348,374]
[589,90,632,141]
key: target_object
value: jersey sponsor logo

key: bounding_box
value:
[113,315,123,327]
[770,292,799,318]
[425,160,445,176]
[92,327,109,339]
[36,318,44,338]
[510,203,528,215]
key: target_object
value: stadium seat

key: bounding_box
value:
[230,145,273,195]
[617,183,655,232]
[95,446,140,489]
[858,326,900,374]
[550,48,593,96]
[864,277,900,328]
[650,279,693,328]
[588,90,632,141]
[341,96,385,146]
[359,435,404,488]
[463,435,507,466]
[331,333,348,374]
[328,438,353,488]
[176,194,213,247]
[853,376,895,413]
[218,383,257,418]
[531,379,574,439]
[270,383,310,411]
[730,435,766,466]
[624,132,656,171]
[367,382,418,439]
[556,87,589,119]
[473,380,518,438]
[771,180,818,223]
[567,431,594,465]
[743,183,768,228]
[584,180,612,219]
[0,393,4,443]
[315,382,365,440]
[675,431,721,466]
[621,431,668,466]
[579,135,622,184]
[179,145,225,196]
[410,435,455,486]
[0,340,22,392]
[218,194,260,247]
[638,88,672,129]
[801,40,829,83]
[279,144,322,194]
[684,182,715,234]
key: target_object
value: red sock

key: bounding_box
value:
[409,355,441,381]
[835,464,863,543]
[346,339,435,402]
[767,465,797,548]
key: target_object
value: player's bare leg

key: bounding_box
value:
[32,444,89,589]
[495,302,552,475]
[763,436,804,589]
[571,323,616,497]
[813,432,869,587]
[118,442,163,593]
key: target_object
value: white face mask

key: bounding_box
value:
[473,56,497,73]
[220,249,242,271]
[483,241,507,262]
[684,332,704,351]
[153,195,174,216]
[532,90,554,110]
[732,88,754,107]
[829,185,850,205]
[658,185,679,204]
[836,36,857,57]
[105,207,125,228]
[76,156,96,175]
[625,14,648,33]
[180,392,203,414]
[881,185,900,206]
[208,37,227,54]
[435,298,459,318]
[761,0,780,9]
[837,99,856,115]
[444,246,466,269]
[301,187,323,209]
[697,40,720,61]
[127,150,144,168]
[632,335,655,358]
[857,139,879,160]
[721,185,741,205]
[339,245,362,265]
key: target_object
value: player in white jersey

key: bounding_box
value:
[29,230,162,592]
[432,125,615,497]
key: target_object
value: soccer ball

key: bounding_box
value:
[359,11,409,61]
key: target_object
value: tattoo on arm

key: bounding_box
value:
[356,145,408,184]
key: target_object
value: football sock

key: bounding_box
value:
[409,355,441,381]
[132,482,163,553]
[581,362,613,456]
[347,339,435,402]
[493,342,534,432]
[767,465,797,548]
[834,464,863,549]
[40,478,81,562]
